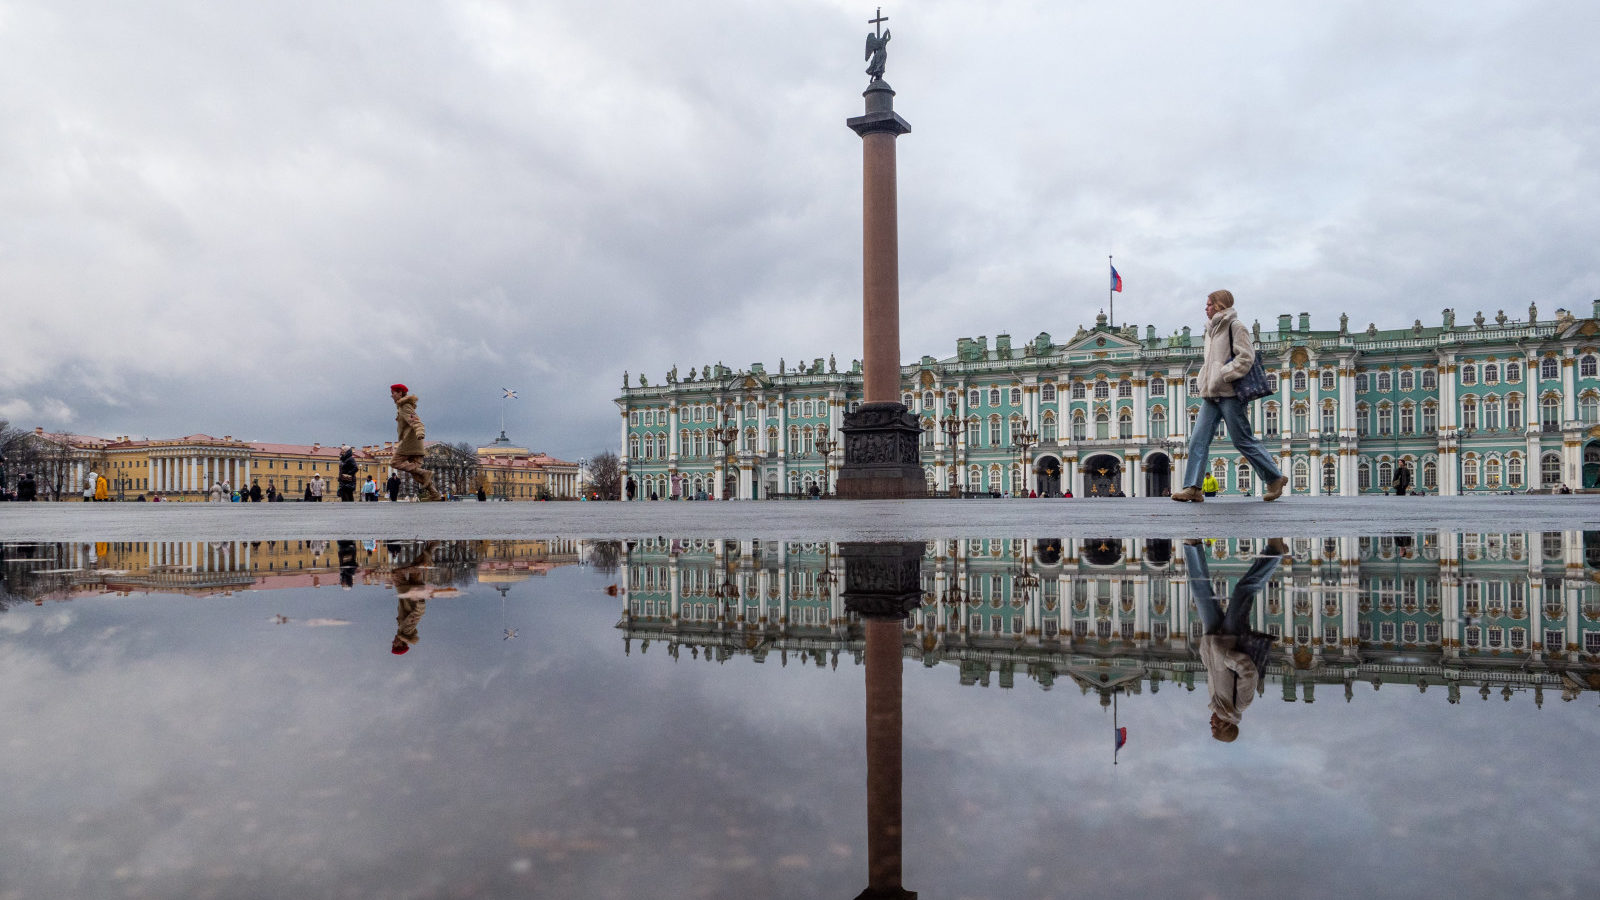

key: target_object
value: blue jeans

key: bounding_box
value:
[1182,396,1284,491]
[1184,543,1281,635]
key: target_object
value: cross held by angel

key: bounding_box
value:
[864,9,891,82]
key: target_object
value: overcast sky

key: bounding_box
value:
[2,1,1597,459]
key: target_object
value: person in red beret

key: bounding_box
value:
[388,383,442,501]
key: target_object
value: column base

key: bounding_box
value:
[835,402,927,500]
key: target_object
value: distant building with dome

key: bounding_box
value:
[616,303,1600,499]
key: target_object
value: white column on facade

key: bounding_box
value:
[1172,370,1188,443]
[1562,352,1577,422]
[1132,378,1148,441]
[668,405,680,460]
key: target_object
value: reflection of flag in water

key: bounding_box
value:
[1114,726,1128,752]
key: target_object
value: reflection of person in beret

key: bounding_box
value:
[388,541,460,655]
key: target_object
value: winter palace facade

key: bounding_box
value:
[616,303,1600,499]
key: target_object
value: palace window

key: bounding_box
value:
[1237,461,1253,494]
[1423,460,1437,490]
[1377,403,1393,436]
[1508,455,1523,487]
[1010,387,1022,405]
[1508,396,1523,429]
[1583,354,1599,378]
[989,388,1001,406]
[1189,377,1199,394]
[1095,380,1109,400]
[1322,458,1337,493]
[1293,459,1309,493]
[1264,403,1280,436]
[1041,384,1056,402]
[1150,378,1165,397]
[1041,414,1057,443]
[988,417,1002,446]
[1356,403,1370,436]
[1541,395,1560,428]
[1484,363,1499,384]
[1422,402,1438,432]
[1118,379,1132,399]
[1212,459,1227,487]
[1356,373,1369,392]
[1484,396,1501,430]
[1462,456,1479,490]
[968,389,981,407]
[1399,402,1415,434]
[1399,370,1414,391]
[1072,412,1086,441]
[1293,370,1307,393]
[1267,373,1279,393]
[1071,382,1085,400]
[1358,460,1372,492]
[1541,357,1559,380]
[1421,368,1437,390]
[1582,394,1600,424]
[1118,409,1133,439]
[1376,372,1392,392]
[1293,404,1308,434]
[1189,406,1199,433]
[1321,369,1336,391]
[1460,399,1477,430]
[1150,408,1167,440]
[1506,362,1521,382]
[1461,364,1477,386]
[1095,410,1110,440]
[1321,402,1336,433]
[1541,452,1561,487]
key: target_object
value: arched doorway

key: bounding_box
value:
[1035,455,1063,497]
[1584,441,1600,490]
[1144,453,1172,497]
[1082,538,1124,566]
[1082,454,1122,497]
[1145,538,1172,566]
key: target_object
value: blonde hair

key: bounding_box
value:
[1207,289,1235,309]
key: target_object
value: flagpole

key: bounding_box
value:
[1108,255,1114,329]
[1113,689,1119,767]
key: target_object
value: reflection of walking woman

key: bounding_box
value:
[1173,290,1288,502]
[390,541,436,655]
[1184,539,1284,742]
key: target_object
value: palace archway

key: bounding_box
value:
[1144,453,1172,497]
[1035,455,1063,497]
[1584,440,1600,490]
[1082,538,1124,566]
[1082,454,1122,497]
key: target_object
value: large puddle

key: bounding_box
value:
[3,533,1597,898]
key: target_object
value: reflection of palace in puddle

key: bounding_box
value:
[0,539,582,603]
[617,533,1600,704]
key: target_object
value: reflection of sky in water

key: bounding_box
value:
[1,538,1598,898]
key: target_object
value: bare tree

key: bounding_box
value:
[422,443,482,500]
[587,451,621,500]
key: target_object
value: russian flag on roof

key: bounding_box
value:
[1114,726,1128,751]
[1110,265,1123,293]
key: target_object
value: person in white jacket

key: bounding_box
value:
[1172,290,1288,502]
[1185,538,1285,742]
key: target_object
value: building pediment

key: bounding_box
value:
[1059,329,1143,355]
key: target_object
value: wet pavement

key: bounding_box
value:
[2,523,1597,898]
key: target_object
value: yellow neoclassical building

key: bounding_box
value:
[15,429,579,501]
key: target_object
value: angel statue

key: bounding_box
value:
[865,28,891,81]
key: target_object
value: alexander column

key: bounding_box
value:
[836,8,926,499]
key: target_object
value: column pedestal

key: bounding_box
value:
[836,403,927,499]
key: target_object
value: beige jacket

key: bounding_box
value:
[1196,308,1256,398]
[394,393,426,456]
[1200,634,1258,724]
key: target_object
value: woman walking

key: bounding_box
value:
[1173,289,1288,502]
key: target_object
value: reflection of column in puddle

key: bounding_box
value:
[842,541,923,900]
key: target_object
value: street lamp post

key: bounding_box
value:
[814,435,836,497]
[1011,416,1038,496]
[940,414,964,497]
[710,403,741,500]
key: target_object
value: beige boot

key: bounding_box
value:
[1263,476,1289,501]
[1171,486,1205,502]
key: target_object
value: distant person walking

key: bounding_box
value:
[83,469,97,503]
[1172,290,1287,503]
[18,473,37,501]
[1392,460,1412,496]
[250,481,263,502]
[386,471,401,503]
[95,474,109,502]
[362,476,378,502]
[210,480,224,502]
[389,384,441,501]
[308,473,326,501]
[1202,473,1220,497]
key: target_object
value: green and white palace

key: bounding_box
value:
[616,303,1600,499]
